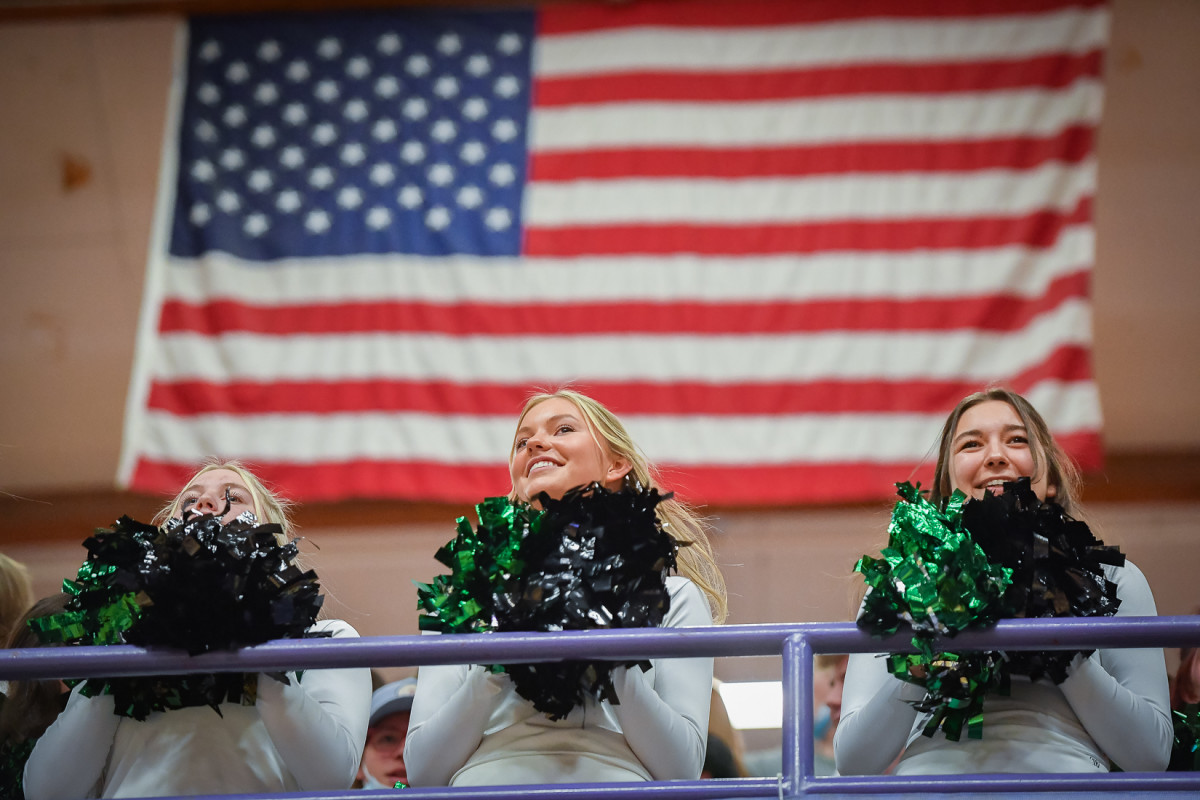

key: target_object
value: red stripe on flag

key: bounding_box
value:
[525,198,1092,256]
[539,0,1106,34]
[145,349,1096,416]
[129,434,1102,506]
[157,271,1089,337]
[533,53,1103,106]
[129,458,513,505]
[667,435,1102,504]
[530,127,1096,180]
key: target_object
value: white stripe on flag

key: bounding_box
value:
[150,299,1092,383]
[159,226,1094,305]
[531,85,1103,149]
[525,163,1095,226]
[534,9,1108,76]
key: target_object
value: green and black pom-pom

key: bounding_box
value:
[29,508,326,720]
[417,477,680,719]
[855,479,1124,740]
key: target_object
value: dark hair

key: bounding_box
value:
[702,733,741,779]
[0,594,71,746]
[930,387,1081,514]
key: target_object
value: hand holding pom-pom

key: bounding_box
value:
[417,476,681,719]
[29,508,326,720]
[854,479,1124,741]
[963,477,1124,683]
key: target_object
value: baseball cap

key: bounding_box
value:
[369,678,418,727]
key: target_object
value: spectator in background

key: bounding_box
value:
[1171,623,1200,710]
[739,657,847,778]
[1,594,71,800]
[812,654,848,775]
[358,679,417,789]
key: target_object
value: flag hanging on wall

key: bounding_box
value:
[118,0,1108,505]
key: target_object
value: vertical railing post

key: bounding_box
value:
[781,632,814,798]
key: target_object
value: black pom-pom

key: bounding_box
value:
[494,479,679,718]
[30,511,326,719]
[1169,703,1200,771]
[963,478,1124,682]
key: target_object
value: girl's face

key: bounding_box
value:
[510,397,630,504]
[949,400,1055,502]
[176,468,258,523]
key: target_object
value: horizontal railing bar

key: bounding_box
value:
[141,779,780,800]
[2,617,1196,681]
[93,771,1200,799]
[802,771,1200,794]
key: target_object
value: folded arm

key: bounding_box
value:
[23,687,117,800]
[1058,562,1172,771]
[256,620,372,790]
[608,578,714,780]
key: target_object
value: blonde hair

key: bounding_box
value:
[154,459,294,544]
[508,389,728,623]
[930,387,1081,515]
[0,554,34,648]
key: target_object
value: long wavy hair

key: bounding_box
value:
[0,554,33,649]
[508,389,728,623]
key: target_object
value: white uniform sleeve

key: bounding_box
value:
[833,650,926,775]
[404,658,508,786]
[1057,561,1172,771]
[23,686,117,800]
[255,619,372,790]
[608,577,714,780]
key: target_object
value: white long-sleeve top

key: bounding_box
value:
[835,560,1172,774]
[404,575,713,786]
[23,619,371,799]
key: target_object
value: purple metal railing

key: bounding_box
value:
[3,616,1199,799]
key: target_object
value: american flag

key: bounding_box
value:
[118,0,1107,505]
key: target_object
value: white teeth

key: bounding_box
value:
[528,460,559,474]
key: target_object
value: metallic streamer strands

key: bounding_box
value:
[29,512,326,719]
[417,477,679,719]
[855,479,1123,740]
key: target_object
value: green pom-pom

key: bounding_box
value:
[855,482,1012,739]
[856,479,1124,741]
[415,496,537,634]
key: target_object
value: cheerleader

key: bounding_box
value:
[835,389,1171,774]
[24,461,371,798]
[405,389,727,786]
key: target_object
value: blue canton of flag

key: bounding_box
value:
[170,11,534,260]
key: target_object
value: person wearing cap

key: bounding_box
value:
[357,679,417,789]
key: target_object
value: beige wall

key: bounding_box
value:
[0,1,1199,494]
[1091,0,1200,447]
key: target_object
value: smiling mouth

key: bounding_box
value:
[981,479,1015,495]
[527,460,560,476]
